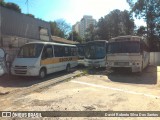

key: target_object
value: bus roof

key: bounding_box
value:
[86,40,108,44]
[76,44,85,47]
[109,35,143,42]
[25,41,77,47]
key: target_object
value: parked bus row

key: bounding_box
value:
[10,35,150,78]
[84,35,149,72]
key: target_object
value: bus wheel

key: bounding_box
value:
[66,64,71,72]
[39,68,46,79]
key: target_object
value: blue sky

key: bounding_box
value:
[5,0,146,26]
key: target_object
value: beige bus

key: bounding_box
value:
[107,35,149,72]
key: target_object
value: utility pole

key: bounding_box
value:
[25,0,29,14]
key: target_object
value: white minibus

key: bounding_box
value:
[11,42,78,78]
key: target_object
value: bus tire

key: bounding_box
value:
[39,68,46,79]
[66,64,71,72]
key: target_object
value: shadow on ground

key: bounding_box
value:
[0,69,76,88]
[87,66,158,85]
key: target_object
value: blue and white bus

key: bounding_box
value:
[84,40,108,68]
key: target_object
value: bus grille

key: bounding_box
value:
[114,62,129,66]
[14,66,27,74]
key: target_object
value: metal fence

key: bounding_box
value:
[150,52,160,66]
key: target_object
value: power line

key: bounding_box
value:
[25,0,29,13]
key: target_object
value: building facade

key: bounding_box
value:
[73,15,96,42]
[0,6,51,61]
[72,22,80,34]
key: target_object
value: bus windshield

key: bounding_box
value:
[85,42,106,59]
[108,41,140,54]
[77,45,85,57]
[17,44,44,58]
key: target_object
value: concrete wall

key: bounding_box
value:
[0,35,40,62]
[150,52,160,65]
[0,6,51,41]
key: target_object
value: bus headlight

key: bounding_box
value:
[131,62,140,66]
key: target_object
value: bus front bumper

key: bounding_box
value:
[11,67,40,76]
[107,61,142,72]
[85,60,106,68]
[78,60,85,66]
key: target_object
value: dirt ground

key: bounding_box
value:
[0,66,160,120]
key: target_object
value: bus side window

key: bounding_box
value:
[41,45,53,59]
[70,48,73,56]
[54,45,64,57]
[54,46,59,57]
[72,47,77,56]
[71,47,76,56]
[64,47,69,56]
[68,47,71,56]
[75,47,78,56]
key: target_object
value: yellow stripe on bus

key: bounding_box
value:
[40,57,78,65]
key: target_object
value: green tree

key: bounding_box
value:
[97,9,134,40]
[85,24,97,42]
[0,0,5,6]
[127,0,160,51]
[121,10,135,35]
[68,31,82,43]
[26,13,35,18]
[5,2,21,13]
[137,26,146,36]
[97,17,109,40]
[55,19,71,38]
[50,21,65,38]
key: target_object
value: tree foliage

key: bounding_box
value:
[85,24,99,42]
[50,21,65,38]
[127,0,160,51]
[5,3,21,13]
[137,26,146,36]
[55,19,71,38]
[68,31,82,43]
[97,9,134,40]
[0,1,21,13]
[26,13,35,18]
[0,0,5,6]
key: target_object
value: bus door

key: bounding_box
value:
[41,45,54,74]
